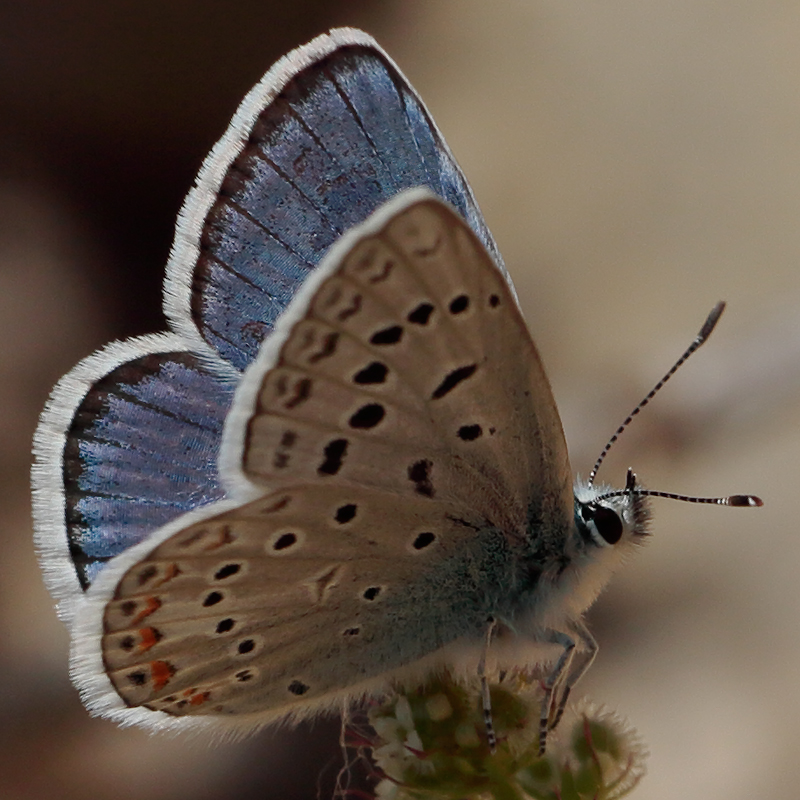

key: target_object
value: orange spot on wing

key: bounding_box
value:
[132,596,161,624]
[137,627,161,652]
[150,660,174,690]
[189,691,211,706]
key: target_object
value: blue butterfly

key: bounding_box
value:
[32,28,760,751]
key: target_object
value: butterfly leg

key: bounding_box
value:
[478,616,498,752]
[537,622,598,755]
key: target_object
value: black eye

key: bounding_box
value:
[588,504,623,545]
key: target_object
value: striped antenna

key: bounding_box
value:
[588,301,726,486]
[595,469,763,508]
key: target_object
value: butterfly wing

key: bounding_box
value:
[85,192,573,732]
[226,191,571,525]
[165,28,508,373]
[99,485,496,728]
[33,29,507,610]
[32,338,235,624]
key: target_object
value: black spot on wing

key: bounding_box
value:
[214,564,241,580]
[318,438,348,475]
[370,325,403,345]
[349,403,385,429]
[431,364,477,400]
[353,361,388,384]
[457,424,482,441]
[407,302,434,324]
[408,459,434,497]
[412,532,436,549]
[272,532,298,551]
[335,504,357,524]
[449,294,469,314]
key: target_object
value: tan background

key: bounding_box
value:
[2,2,798,798]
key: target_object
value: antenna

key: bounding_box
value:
[588,301,726,486]
[594,469,763,507]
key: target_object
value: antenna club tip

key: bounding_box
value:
[699,301,726,340]
[727,494,763,507]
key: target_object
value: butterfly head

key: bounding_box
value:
[544,470,652,619]
[574,468,651,554]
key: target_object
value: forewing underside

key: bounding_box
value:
[239,197,570,530]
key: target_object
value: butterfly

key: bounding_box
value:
[32,27,761,752]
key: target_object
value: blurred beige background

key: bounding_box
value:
[2,2,798,798]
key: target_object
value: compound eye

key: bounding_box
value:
[590,504,623,545]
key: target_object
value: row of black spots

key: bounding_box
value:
[318,437,348,476]
[408,459,434,498]
[431,364,477,400]
[353,360,388,385]
[407,294,471,326]
[349,402,385,429]
[371,297,484,345]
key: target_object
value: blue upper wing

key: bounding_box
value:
[187,39,504,371]
[51,349,233,590]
